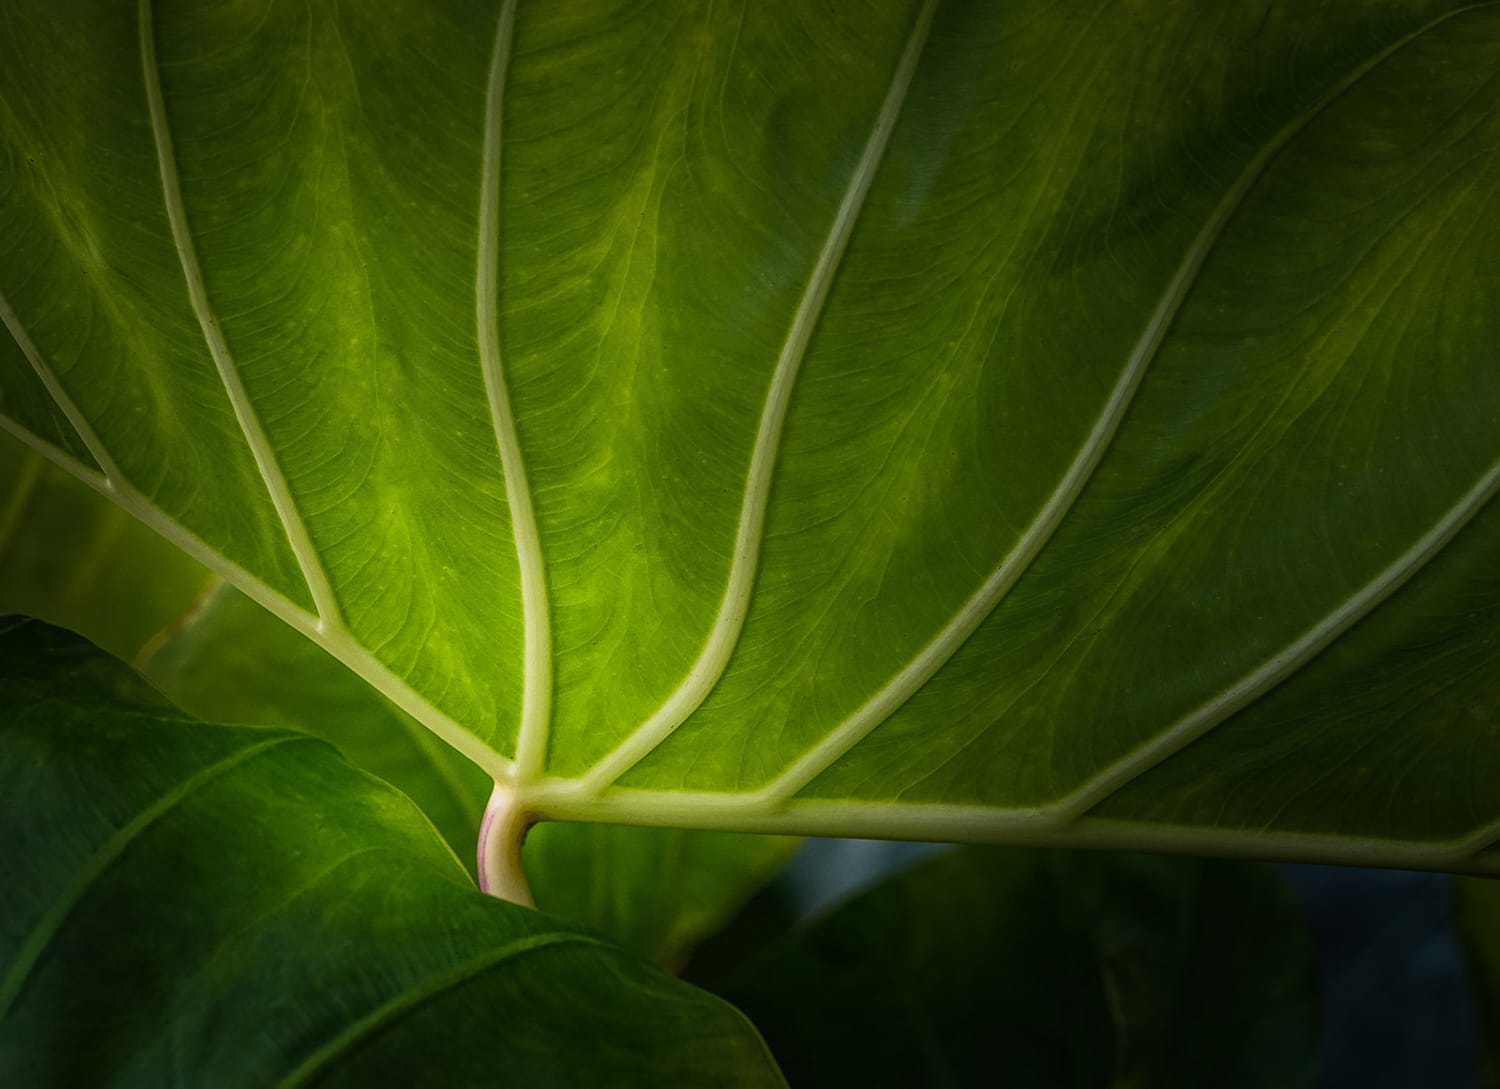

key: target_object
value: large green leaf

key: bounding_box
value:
[0,428,800,957]
[711,846,1320,1088]
[139,579,494,866]
[140,579,798,959]
[4,0,1499,867]
[0,618,782,1086]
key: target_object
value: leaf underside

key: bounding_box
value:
[136,573,801,962]
[0,433,800,966]
[3,0,1500,867]
[0,619,782,1088]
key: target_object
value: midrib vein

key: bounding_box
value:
[139,0,341,630]
[751,8,1472,805]
[1054,452,1500,819]
[579,0,943,794]
[477,0,551,784]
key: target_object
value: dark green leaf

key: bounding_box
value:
[715,847,1319,1088]
[0,619,783,1087]
[525,822,796,972]
[139,581,493,869]
[141,580,799,959]
[0,432,800,960]
[1455,877,1500,1087]
[2,0,1498,865]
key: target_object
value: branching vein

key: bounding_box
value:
[477,0,552,785]
[0,290,124,483]
[0,410,514,784]
[1053,452,1500,819]
[751,7,1471,804]
[579,0,943,794]
[139,0,343,630]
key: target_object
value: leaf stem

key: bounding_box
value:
[477,781,534,907]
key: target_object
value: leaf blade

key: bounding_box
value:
[3,0,1499,866]
[0,619,783,1087]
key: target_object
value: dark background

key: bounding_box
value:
[773,841,1481,1088]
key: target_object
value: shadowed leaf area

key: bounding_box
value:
[0,438,801,969]
[711,846,1319,1089]
[0,619,783,1088]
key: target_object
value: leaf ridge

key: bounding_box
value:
[749,4,1481,805]
[138,0,343,631]
[158,842,476,1084]
[477,0,552,784]
[576,0,943,795]
[274,932,608,1088]
[0,734,311,1025]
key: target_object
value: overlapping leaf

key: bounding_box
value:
[0,619,783,1086]
[0,428,799,962]
[141,578,799,960]
[3,0,1499,864]
[711,847,1319,1088]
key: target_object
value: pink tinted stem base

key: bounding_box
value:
[477,780,534,907]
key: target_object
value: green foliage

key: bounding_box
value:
[0,441,211,661]
[4,0,1500,1080]
[713,847,1319,1088]
[0,620,782,1087]
[140,575,800,963]
[2,428,800,966]
[3,0,1498,859]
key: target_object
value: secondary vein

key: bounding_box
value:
[477,0,552,785]
[579,0,944,794]
[139,0,343,631]
[1,409,516,784]
[753,4,1472,805]
[1054,452,1500,820]
[274,933,605,1089]
[0,289,124,483]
